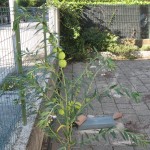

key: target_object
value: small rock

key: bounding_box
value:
[112,140,135,146]
[87,115,94,118]
[116,122,125,131]
[113,112,123,120]
[111,89,122,98]
[90,65,96,69]
[75,115,87,126]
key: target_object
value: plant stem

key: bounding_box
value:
[20,90,27,125]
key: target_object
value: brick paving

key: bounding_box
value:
[64,60,150,150]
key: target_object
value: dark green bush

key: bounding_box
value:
[60,4,119,61]
[17,0,46,7]
[81,27,118,52]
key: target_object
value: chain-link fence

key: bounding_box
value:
[0,6,57,150]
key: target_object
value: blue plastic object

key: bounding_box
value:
[78,116,115,130]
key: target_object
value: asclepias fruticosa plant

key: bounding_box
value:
[1,3,149,150]
[36,46,149,150]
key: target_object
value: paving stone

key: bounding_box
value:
[135,110,150,116]
[76,131,110,146]
[102,103,117,108]
[72,145,113,150]
[138,115,150,121]
[122,114,139,123]
[144,129,150,135]
[90,101,102,107]
[117,78,131,83]
[92,145,113,150]
[113,146,134,150]
[101,98,115,103]
[96,81,107,86]
[141,79,150,84]
[134,86,149,93]
[144,84,150,90]
[117,103,132,109]
[115,98,130,104]
[134,145,150,150]
[132,103,149,109]
[132,104,150,115]
[118,108,136,114]
[69,61,150,150]
[146,103,150,109]
[87,109,103,116]
[103,106,118,114]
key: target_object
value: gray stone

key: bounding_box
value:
[102,103,117,107]
[72,145,113,150]
[117,104,132,109]
[134,145,150,150]
[118,108,135,114]
[113,146,134,150]
[115,98,130,104]
[122,114,139,123]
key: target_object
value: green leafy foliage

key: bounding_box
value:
[109,44,139,54]
[16,0,46,7]
[82,27,118,52]
[1,2,149,149]
[0,0,8,6]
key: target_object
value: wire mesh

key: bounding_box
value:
[0,7,16,84]
[82,5,150,39]
[0,91,21,150]
[18,7,47,68]
[0,6,55,150]
[0,7,21,150]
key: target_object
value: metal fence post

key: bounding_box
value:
[42,4,48,62]
[48,6,60,41]
[9,0,26,125]
[55,7,60,46]
[9,0,23,74]
[14,1,23,74]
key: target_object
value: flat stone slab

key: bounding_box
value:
[78,116,115,130]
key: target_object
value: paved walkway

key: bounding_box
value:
[64,59,150,150]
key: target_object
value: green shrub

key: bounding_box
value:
[17,0,46,7]
[60,4,119,61]
[108,44,139,56]
[60,4,85,61]
[81,27,118,52]
[139,45,150,51]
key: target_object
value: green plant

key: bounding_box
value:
[1,2,150,149]
[12,44,145,149]
[59,2,121,61]
[35,48,148,149]
[0,0,8,6]
[59,3,84,61]
[107,44,140,59]
[109,44,139,54]
[140,45,150,51]
[16,0,46,7]
[81,27,118,52]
